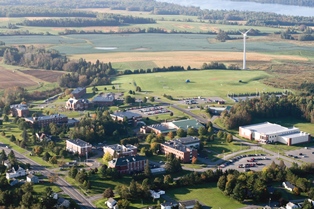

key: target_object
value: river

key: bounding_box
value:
[157,0,314,17]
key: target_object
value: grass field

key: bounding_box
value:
[166,183,245,209]
[111,70,283,98]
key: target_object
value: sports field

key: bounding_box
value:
[112,70,283,98]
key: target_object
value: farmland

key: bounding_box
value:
[111,70,283,98]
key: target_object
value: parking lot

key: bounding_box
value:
[219,153,293,172]
[285,146,314,164]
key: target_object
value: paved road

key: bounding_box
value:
[1,145,95,209]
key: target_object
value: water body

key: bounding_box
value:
[157,0,314,17]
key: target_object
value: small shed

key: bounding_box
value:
[26,174,39,184]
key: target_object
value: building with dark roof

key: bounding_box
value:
[110,111,142,125]
[24,114,68,127]
[103,144,137,158]
[71,87,86,99]
[92,92,115,107]
[66,139,92,156]
[10,103,29,117]
[108,156,146,174]
[141,123,177,135]
[160,136,200,163]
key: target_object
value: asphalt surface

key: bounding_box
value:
[0,144,95,209]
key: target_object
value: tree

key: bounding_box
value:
[48,173,58,183]
[216,30,230,42]
[167,131,175,139]
[42,152,51,161]
[49,156,58,164]
[103,152,113,162]
[143,97,147,103]
[176,128,186,137]
[9,135,16,142]
[187,127,197,136]
[191,156,197,164]
[193,201,203,209]
[148,96,155,102]
[103,187,114,198]
[198,127,207,136]
[217,130,224,139]
[117,199,130,209]
[0,150,7,163]
[21,128,28,142]
[144,159,151,177]
[233,183,246,202]
[33,146,43,156]
[3,115,9,122]
[217,175,226,191]
[226,133,233,143]
[21,192,33,208]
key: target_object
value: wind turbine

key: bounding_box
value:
[239,28,252,70]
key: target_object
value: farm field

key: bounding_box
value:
[111,70,284,98]
[0,66,37,89]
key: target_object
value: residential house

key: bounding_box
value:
[56,198,70,208]
[283,181,295,192]
[9,178,19,186]
[160,136,200,163]
[150,190,165,199]
[26,174,39,184]
[106,198,118,209]
[10,104,29,117]
[179,200,204,209]
[24,114,68,127]
[161,202,177,209]
[71,87,86,99]
[6,166,26,180]
[208,106,231,115]
[108,156,146,174]
[92,92,115,107]
[110,111,142,125]
[65,98,89,110]
[66,139,92,156]
[286,202,299,209]
[239,122,311,145]
[103,144,137,158]
[35,132,52,143]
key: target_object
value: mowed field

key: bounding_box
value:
[112,70,282,98]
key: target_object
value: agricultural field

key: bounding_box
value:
[0,66,37,89]
[111,70,284,98]
[22,69,64,83]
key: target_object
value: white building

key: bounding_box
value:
[286,202,299,209]
[239,122,311,146]
[6,166,26,180]
[106,198,118,209]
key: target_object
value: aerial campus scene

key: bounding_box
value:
[1,0,314,209]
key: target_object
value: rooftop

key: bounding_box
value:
[171,119,204,130]
[67,139,92,148]
[109,156,146,166]
[111,111,142,119]
[92,92,115,102]
[25,114,67,122]
[175,136,200,144]
[240,122,299,135]
[148,124,176,133]
[71,87,85,94]
[10,103,28,110]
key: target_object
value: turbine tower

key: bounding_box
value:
[240,28,251,70]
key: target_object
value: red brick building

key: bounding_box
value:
[103,144,137,158]
[10,104,29,117]
[108,156,146,174]
[71,87,86,99]
[65,98,89,110]
[24,114,68,127]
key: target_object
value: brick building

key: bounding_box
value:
[24,114,68,127]
[103,144,137,158]
[92,92,115,107]
[110,111,142,125]
[10,104,29,117]
[160,136,200,163]
[71,87,86,99]
[108,156,146,174]
[65,98,89,110]
[66,139,92,156]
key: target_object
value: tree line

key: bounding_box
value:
[230,0,314,7]
[221,93,314,129]
[22,14,155,27]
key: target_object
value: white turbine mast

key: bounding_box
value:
[239,28,252,70]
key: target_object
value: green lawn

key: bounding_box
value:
[33,181,63,194]
[111,70,283,99]
[166,183,245,209]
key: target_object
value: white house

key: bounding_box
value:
[161,202,176,209]
[283,182,295,192]
[26,174,39,184]
[286,202,299,209]
[150,190,165,199]
[6,166,26,180]
[106,198,118,209]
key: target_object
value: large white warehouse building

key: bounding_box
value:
[239,122,311,146]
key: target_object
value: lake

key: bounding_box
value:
[157,0,314,17]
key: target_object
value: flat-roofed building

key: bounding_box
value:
[25,114,68,127]
[141,123,177,135]
[110,111,142,125]
[103,144,137,158]
[65,98,89,110]
[66,138,92,156]
[160,136,200,163]
[92,92,115,107]
[71,87,86,99]
[10,104,29,117]
[108,156,146,174]
[169,119,204,131]
[239,122,311,146]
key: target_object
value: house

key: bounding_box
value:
[239,122,311,145]
[65,98,89,110]
[26,174,39,184]
[161,202,177,209]
[103,144,137,158]
[4,160,11,168]
[160,136,200,163]
[9,178,19,186]
[108,156,146,174]
[92,92,115,107]
[66,139,92,156]
[71,87,86,99]
[179,200,204,209]
[208,106,231,115]
[10,103,29,117]
[149,190,165,199]
[6,166,26,179]
[106,197,118,209]
[24,114,68,127]
[283,181,295,192]
[35,132,52,143]
[286,202,299,209]
[110,111,142,125]
[56,198,70,208]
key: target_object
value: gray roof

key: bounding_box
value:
[148,124,176,133]
[92,92,115,102]
[71,87,85,94]
[10,104,28,110]
[67,139,92,148]
[111,111,142,119]
[25,114,67,122]
[240,122,299,135]
[175,136,200,145]
[109,156,146,166]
